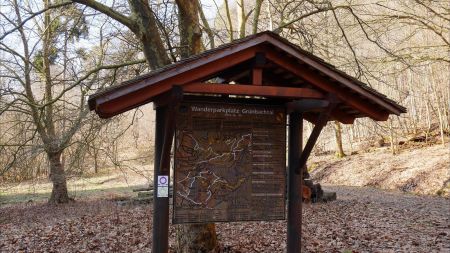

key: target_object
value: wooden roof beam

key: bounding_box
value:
[93,48,261,117]
[184,82,324,99]
[303,109,355,124]
[263,37,404,114]
[265,51,389,121]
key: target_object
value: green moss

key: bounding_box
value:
[308,163,318,172]
[335,152,347,158]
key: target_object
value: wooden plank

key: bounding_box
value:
[265,51,389,121]
[184,82,324,99]
[252,68,263,85]
[95,47,261,118]
[286,99,330,113]
[331,107,355,124]
[252,52,265,85]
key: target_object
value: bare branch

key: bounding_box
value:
[0,1,73,41]
[71,0,136,32]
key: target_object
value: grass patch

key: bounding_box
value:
[0,169,150,205]
[0,185,140,205]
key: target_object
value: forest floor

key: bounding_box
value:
[1,143,449,252]
[0,186,448,252]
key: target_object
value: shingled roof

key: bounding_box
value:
[88,31,406,121]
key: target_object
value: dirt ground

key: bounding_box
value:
[310,143,449,196]
[1,186,448,253]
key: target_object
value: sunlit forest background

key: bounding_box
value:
[1,0,447,184]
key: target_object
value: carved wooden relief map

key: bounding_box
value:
[173,101,286,224]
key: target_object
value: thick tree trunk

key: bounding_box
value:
[48,151,70,204]
[175,224,218,252]
[175,0,202,58]
[173,1,218,251]
[128,0,171,69]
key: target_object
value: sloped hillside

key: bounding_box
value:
[310,143,449,196]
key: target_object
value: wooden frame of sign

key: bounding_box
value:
[173,99,287,224]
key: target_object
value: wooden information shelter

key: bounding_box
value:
[88,31,406,253]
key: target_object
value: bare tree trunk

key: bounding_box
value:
[252,0,264,34]
[176,0,203,58]
[266,2,273,30]
[224,0,234,41]
[48,151,70,204]
[174,1,218,251]
[127,0,171,69]
[237,0,252,38]
[334,121,346,157]
[389,119,396,155]
[425,99,432,143]
[94,148,99,174]
[175,224,218,252]
[42,0,70,204]
[198,0,214,49]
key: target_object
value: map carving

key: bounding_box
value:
[173,102,286,224]
[176,132,252,209]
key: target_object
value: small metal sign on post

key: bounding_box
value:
[157,176,169,198]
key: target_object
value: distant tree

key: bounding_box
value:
[0,0,144,203]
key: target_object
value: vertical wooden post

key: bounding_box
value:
[153,106,169,253]
[252,52,265,85]
[152,86,182,253]
[287,112,303,253]
[252,68,263,85]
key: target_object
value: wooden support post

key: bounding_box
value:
[152,86,183,253]
[152,106,168,253]
[252,68,263,85]
[296,101,337,174]
[252,52,265,85]
[287,112,303,253]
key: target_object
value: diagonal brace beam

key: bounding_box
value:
[295,97,337,174]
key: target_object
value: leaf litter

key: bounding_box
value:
[0,186,448,252]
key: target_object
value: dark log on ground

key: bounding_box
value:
[322,192,337,202]
[133,187,153,192]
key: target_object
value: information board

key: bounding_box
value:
[173,101,286,224]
